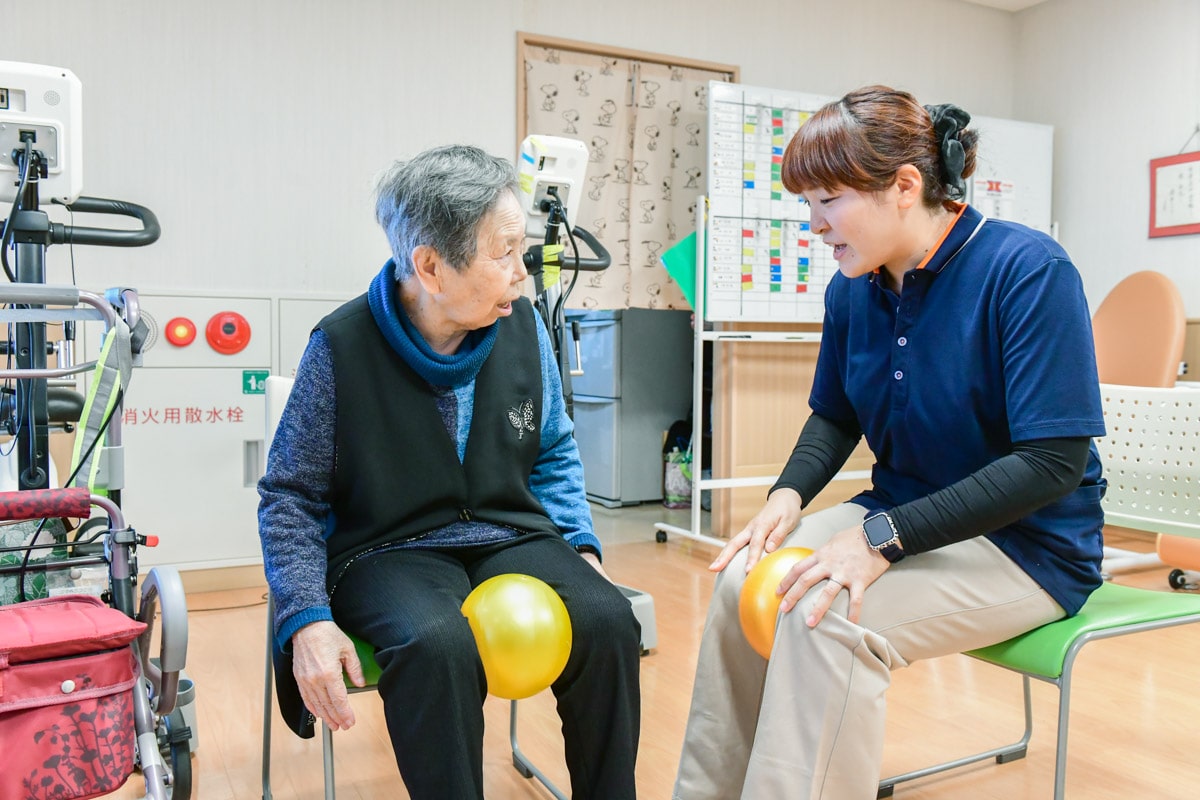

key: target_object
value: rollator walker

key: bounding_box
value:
[1,59,190,798]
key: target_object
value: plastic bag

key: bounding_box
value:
[663,447,693,509]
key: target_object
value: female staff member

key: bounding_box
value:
[259,145,640,800]
[674,86,1105,799]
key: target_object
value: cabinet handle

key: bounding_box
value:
[569,320,584,376]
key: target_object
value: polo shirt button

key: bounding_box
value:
[897,336,907,346]
[894,370,903,380]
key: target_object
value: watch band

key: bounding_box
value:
[877,539,905,563]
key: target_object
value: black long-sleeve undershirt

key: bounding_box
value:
[770,412,1092,555]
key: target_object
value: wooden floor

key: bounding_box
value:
[109,505,1200,800]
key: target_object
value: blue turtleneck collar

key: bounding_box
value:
[367,260,498,388]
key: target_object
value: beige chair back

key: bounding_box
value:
[1092,270,1185,388]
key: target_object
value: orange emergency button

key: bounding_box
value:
[164,317,197,347]
[206,311,251,355]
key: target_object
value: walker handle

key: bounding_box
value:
[0,487,93,520]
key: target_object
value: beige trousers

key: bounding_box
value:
[673,502,1064,800]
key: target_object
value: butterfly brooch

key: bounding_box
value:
[507,398,536,439]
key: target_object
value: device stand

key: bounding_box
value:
[652,198,868,547]
[9,152,52,489]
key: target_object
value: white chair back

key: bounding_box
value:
[1098,382,1200,538]
[264,376,296,445]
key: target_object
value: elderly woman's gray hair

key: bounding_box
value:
[374,145,520,281]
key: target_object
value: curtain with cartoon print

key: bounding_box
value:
[523,43,733,311]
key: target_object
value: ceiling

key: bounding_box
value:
[957,0,1048,10]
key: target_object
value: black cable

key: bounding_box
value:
[14,386,122,601]
[552,212,583,327]
[187,593,269,613]
[65,203,78,285]
[547,197,583,374]
[20,320,37,484]
[1,319,16,452]
[539,193,570,367]
[11,516,52,603]
[1178,123,1200,156]
[1,139,35,282]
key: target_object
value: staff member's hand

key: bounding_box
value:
[777,524,890,627]
[710,488,803,574]
[291,620,365,730]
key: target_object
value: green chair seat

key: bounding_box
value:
[347,634,382,687]
[881,383,1200,800]
[967,581,1200,679]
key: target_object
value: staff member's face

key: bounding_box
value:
[803,184,904,279]
[441,191,529,330]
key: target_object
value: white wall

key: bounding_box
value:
[1014,0,1200,315]
[3,0,1016,299]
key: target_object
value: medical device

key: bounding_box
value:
[517,135,587,237]
[517,135,611,280]
[516,135,611,417]
[0,61,83,204]
[1,61,158,490]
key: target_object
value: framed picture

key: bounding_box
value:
[1149,151,1200,237]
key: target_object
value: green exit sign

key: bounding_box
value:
[243,370,270,394]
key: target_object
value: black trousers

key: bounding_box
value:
[330,531,641,799]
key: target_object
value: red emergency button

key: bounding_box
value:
[164,317,197,347]
[205,311,251,355]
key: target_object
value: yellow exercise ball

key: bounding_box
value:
[461,574,573,700]
[738,547,814,659]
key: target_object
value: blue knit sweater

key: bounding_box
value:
[258,264,598,647]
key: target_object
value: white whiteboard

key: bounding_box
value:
[966,115,1054,234]
[703,81,1055,323]
[705,81,837,323]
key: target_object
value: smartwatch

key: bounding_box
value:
[862,511,905,563]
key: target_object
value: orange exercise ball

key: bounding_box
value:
[461,574,573,700]
[738,547,814,659]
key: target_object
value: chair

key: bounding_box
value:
[260,596,566,800]
[259,376,566,800]
[1092,270,1185,388]
[1106,377,1200,588]
[1090,270,1189,576]
[877,382,1200,799]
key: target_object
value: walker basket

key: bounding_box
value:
[0,594,147,800]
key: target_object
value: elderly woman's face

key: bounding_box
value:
[443,191,529,330]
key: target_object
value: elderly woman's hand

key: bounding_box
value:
[776,523,891,627]
[710,488,804,574]
[291,620,365,731]
[579,550,616,583]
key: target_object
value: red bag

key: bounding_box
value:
[0,595,147,800]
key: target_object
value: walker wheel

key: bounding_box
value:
[1168,569,1189,591]
[655,530,668,543]
[159,707,193,800]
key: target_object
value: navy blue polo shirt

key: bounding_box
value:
[811,204,1106,615]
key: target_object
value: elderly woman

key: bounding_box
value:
[258,144,640,800]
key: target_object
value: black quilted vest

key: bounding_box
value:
[317,293,558,585]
